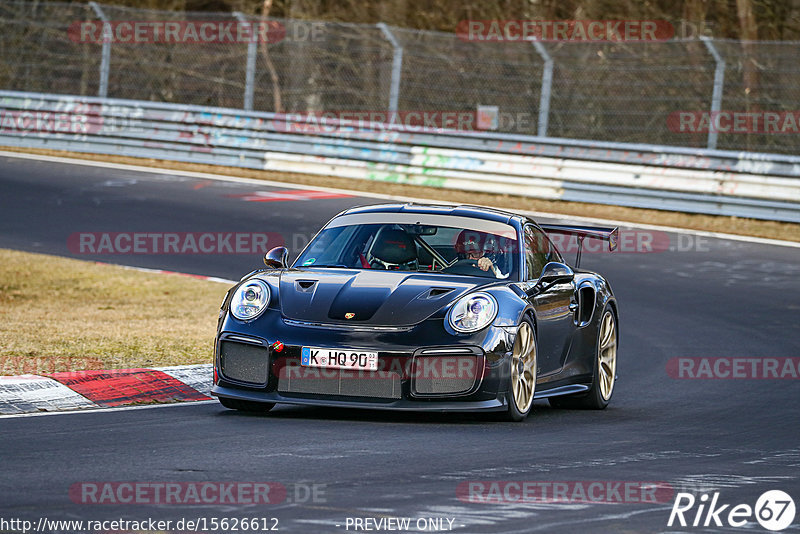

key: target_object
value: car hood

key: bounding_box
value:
[276,269,488,326]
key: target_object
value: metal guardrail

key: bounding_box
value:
[4,2,800,155]
[1,90,799,223]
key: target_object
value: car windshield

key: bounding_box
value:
[293,213,519,279]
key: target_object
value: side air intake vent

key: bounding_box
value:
[577,285,596,327]
[295,280,317,292]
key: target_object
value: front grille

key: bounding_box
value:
[278,364,401,399]
[220,341,269,385]
[413,354,481,395]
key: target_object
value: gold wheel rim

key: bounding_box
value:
[598,310,617,401]
[511,321,536,413]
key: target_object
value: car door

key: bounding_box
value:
[522,224,575,376]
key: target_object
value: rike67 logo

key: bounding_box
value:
[668,490,796,531]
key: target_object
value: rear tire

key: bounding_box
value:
[549,304,617,410]
[218,397,275,412]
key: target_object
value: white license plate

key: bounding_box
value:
[300,347,379,371]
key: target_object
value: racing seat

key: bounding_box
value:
[368,228,418,270]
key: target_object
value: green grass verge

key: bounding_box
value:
[0,248,226,375]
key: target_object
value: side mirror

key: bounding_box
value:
[264,246,288,269]
[539,262,574,284]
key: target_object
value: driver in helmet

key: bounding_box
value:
[456,231,507,277]
[461,233,494,272]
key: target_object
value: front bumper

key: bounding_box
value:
[211,310,515,412]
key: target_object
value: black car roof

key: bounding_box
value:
[341,203,522,225]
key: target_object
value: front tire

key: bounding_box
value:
[549,304,617,410]
[504,318,537,422]
[218,397,275,413]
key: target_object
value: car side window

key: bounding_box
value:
[523,225,558,280]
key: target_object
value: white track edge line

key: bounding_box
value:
[100,262,236,284]
[0,399,219,419]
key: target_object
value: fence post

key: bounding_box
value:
[234,12,257,111]
[532,41,553,138]
[377,23,402,113]
[89,2,110,98]
[700,36,725,150]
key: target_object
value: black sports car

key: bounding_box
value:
[211,203,619,421]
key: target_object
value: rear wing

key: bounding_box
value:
[540,224,619,268]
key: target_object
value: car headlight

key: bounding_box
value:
[448,292,498,333]
[230,279,270,321]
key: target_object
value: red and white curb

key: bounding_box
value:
[0,364,213,416]
[0,265,228,417]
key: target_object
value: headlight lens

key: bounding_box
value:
[448,292,498,333]
[230,279,270,321]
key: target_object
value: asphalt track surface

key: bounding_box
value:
[0,154,799,534]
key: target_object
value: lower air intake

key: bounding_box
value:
[413,355,481,395]
[220,341,269,385]
[278,364,401,399]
